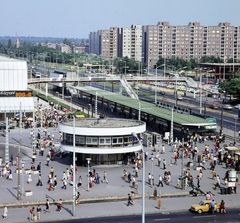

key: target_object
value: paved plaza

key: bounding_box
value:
[0,97,239,222]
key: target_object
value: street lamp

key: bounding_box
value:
[17,145,21,200]
[72,116,76,216]
[56,92,59,106]
[155,64,165,104]
[21,160,25,196]
[150,155,154,187]
[234,115,237,145]
[132,132,145,223]
[86,158,91,191]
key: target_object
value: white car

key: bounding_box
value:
[234,104,240,109]
[177,95,183,100]
[223,104,232,110]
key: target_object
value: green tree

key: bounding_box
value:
[7,39,12,48]
[219,78,240,100]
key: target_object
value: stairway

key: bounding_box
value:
[120,75,138,100]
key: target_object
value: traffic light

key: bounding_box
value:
[74,62,77,66]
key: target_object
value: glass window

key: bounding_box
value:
[86,137,98,144]
[66,134,73,142]
[112,137,123,144]
[76,136,85,145]
[99,137,111,144]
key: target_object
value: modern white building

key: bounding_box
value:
[0,57,34,120]
[58,117,146,165]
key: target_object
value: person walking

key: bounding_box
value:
[163,159,166,170]
[37,162,41,173]
[44,199,50,213]
[102,171,108,184]
[36,205,42,220]
[214,175,221,190]
[210,199,216,215]
[127,172,131,183]
[77,175,82,188]
[36,174,43,186]
[76,192,80,206]
[53,175,57,188]
[153,187,158,200]
[196,175,201,188]
[220,200,226,213]
[29,207,35,221]
[27,173,32,184]
[148,173,152,185]
[127,193,133,206]
[61,178,67,189]
[157,175,163,187]
[3,206,7,219]
[157,155,161,168]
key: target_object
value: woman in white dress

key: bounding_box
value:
[3,206,7,219]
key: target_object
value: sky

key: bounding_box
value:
[0,0,239,39]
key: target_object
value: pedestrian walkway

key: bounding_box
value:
[0,97,239,223]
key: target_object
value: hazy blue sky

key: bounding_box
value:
[0,0,239,38]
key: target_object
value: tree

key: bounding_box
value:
[219,78,240,100]
[7,39,12,48]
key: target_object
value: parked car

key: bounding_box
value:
[234,104,240,109]
[223,104,233,110]
[190,200,220,214]
[209,104,218,109]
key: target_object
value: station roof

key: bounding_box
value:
[75,86,215,127]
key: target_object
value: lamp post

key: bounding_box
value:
[151,155,154,187]
[21,160,25,196]
[124,61,126,75]
[155,64,165,104]
[17,145,21,200]
[234,115,237,145]
[86,158,91,191]
[72,116,76,216]
[199,71,202,114]
[132,132,145,223]
[56,92,59,106]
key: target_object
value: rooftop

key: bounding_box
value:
[61,117,145,128]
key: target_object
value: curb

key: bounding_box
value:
[0,191,194,208]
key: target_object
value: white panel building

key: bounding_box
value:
[0,59,28,90]
[0,57,34,120]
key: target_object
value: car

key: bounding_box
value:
[209,104,218,109]
[158,91,165,95]
[177,95,183,100]
[190,200,220,214]
[223,104,232,110]
[234,104,240,109]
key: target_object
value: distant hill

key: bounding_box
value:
[0,36,87,45]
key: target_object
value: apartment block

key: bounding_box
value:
[121,25,143,61]
[144,22,240,68]
[89,31,100,55]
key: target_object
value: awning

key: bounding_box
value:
[0,97,34,112]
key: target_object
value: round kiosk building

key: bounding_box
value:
[58,117,146,165]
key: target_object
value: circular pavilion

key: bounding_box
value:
[58,117,146,165]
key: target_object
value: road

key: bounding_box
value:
[33,65,240,134]
[43,208,240,223]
